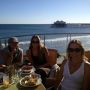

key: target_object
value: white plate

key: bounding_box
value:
[20,74,41,87]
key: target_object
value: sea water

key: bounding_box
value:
[0,24,90,53]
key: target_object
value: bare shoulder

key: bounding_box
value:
[43,46,48,50]
[59,59,67,73]
[84,60,90,75]
[41,46,48,53]
[84,60,90,67]
[60,59,67,67]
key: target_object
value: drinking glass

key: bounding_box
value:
[3,74,9,87]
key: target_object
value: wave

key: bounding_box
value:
[1,35,90,53]
[18,35,90,45]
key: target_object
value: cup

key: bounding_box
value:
[0,73,3,84]
[11,69,20,84]
[3,74,9,87]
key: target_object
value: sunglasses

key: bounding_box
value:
[68,48,82,52]
[32,41,39,44]
[11,42,18,44]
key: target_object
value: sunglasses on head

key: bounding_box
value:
[32,41,39,44]
[68,48,82,52]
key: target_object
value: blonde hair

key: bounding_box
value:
[67,39,85,59]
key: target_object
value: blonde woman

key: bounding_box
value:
[57,39,90,90]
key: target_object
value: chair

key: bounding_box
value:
[85,50,90,62]
[48,49,57,66]
[46,49,60,89]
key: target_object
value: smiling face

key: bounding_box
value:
[30,35,41,49]
[67,40,84,61]
[31,37,40,48]
[9,41,19,51]
[8,37,19,51]
[68,43,82,59]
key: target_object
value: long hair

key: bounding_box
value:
[29,35,43,50]
[67,39,85,60]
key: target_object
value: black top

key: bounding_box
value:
[31,47,47,68]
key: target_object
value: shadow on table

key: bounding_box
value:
[16,83,39,90]
[0,84,12,90]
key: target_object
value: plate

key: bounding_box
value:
[19,66,35,77]
[20,66,35,73]
[20,74,41,87]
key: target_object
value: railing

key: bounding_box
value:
[0,33,90,54]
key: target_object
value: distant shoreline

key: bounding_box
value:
[67,23,90,28]
[0,23,90,25]
[0,23,90,28]
[0,23,90,27]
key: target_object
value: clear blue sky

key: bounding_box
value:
[0,0,90,24]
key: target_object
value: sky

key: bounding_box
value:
[0,0,90,24]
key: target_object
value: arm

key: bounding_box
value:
[3,50,13,65]
[56,59,67,90]
[83,61,90,90]
[11,48,23,68]
[26,49,32,64]
[39,47,50,68]
[45,60,66,90]
[55,62,64,90]
[45,78,56,88]
[17,48,23,65]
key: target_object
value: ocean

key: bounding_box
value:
[0,24,90,54]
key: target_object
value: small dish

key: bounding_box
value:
[20,74,41,87]
[19,65,35,77]
[21,65,35,73]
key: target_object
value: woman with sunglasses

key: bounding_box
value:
[57,39,90,90]
[26,35,50,68]
[25,35,50,84]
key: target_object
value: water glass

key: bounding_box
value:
[11,69,20,84]
[3,74,9,87]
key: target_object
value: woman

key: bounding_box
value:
[57,39,90,90]
[26,35,50,68]
[26,35,50,84]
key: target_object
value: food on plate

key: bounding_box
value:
[21,65,33,73]
[20,75,37,86]
[21,65,32,70]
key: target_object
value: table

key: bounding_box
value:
[0,65,46,90]
[0,83,46,90]
[0,73,46,90]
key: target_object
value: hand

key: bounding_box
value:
[0,64,6,68]
[0,64,6,72]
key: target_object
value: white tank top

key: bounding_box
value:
[61,60,84,90]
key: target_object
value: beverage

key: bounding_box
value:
[3,75,9,87]
[5,65,15,83]
[0,73,3,84]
